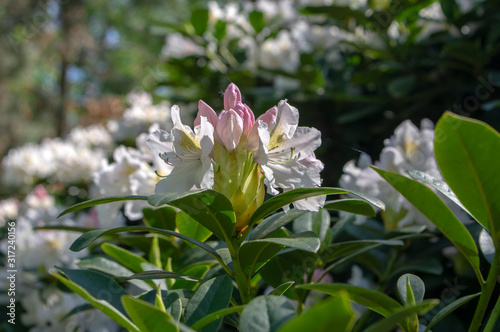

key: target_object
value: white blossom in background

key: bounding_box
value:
[161,33,206,59]
[0,198,19,227]
[67,124,114,150]
[93,145,161,227]
[1,143,52,186]
[340,119,464,231]
[108,91,171,142]
[21,287,119,332]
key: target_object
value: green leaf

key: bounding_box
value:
[277,293,357,332]
[101,242,155,273]
[293,209,331,247]
[297,284,402,318]
[373,167,483,283]
[434,112,500,242]
[479,229,495,264]
[122,295,178,332]
[424,292,481,331]
[176,210,213,244]
[184,275,233,332]
[440,0,460,21]
[51,268,139,332]
[387,75,416,98]
[240,232,320,275]
[191,8,209,36]
[269,281,295,297]
[249,187,385,230]
[324,198,377,217]
[214,20,226,41]
[301,5,369,24]
[190,306,245,331]
[115,270,203,283]
[70,226,221,261]
[323,239,404,263]
[250,210,308,240]
[171,264,210,291]
[364,300,439,332]
[148,190,235,243]
[398,274,425,305]
[407,169,476,222]
[240,296,295,332]
[249,10,265,33]
[58,195,148,218]
[142,206,177,231]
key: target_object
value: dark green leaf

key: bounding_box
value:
[51,268,139,332]
[297,284,402,317]
[70,226,221,261]
[424,292,481,331]
[240,296,295,332]
[250,210,308,240]
[58,195,148,218]
[249,10,265,33]
[171,264,211,291]
[373,167,483,283]
[142,206,177,231]
[363,300,439,332]
[324,198,377,217]
[191,306,245,331]
[184,275,233,332]
[249,187,384,231]
[148,190,235,243]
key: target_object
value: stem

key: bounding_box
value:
[483,294,500,332]
[469,252,500,332]
[231,251,251,304]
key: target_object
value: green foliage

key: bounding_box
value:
[240,296,295,332]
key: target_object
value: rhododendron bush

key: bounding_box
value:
[1,1,500,332]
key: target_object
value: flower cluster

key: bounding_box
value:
[340,119,470,230]
[147,83,324,231]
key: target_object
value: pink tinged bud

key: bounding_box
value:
[233,103,255,135]
[257,106,278,129]
[33,185,48,199]
[224,83,242,111]
[216,110,244,153]
[194,100,219,127]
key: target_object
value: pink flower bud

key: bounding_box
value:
[194,100,219,127]
[224,83,242,111]
[216,110,244,153]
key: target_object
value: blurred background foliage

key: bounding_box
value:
[1,0,499,193]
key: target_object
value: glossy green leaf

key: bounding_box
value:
[122,295,178,332]
[297,284,402,317]
[364,300,439,332]
[373,167,483,283]
[171,264,210,291]
[184,275,233,332]
[101,242,152,274]
[398,274,425,305]
[249,187,385,230]
[323,239,404,263]
[269,281,295,297]
[176,210,212,244]
[58,195,148,218]
[70,226,221,261]
[51,268,139,332]
[324,198,377,217]
[293,209,331,249]
[240,232,320,275]
[250,210,308,240]
[240,296,295,332]
[148,190,235,243]
[142,206,177,231]
[190,306,245,331]
[277,293,357,332]
[479,229,495,264]
[407,169,476,222]
[434,112,500,239]
[424,292,480,332]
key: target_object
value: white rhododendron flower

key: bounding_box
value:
[148,83,324,231]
